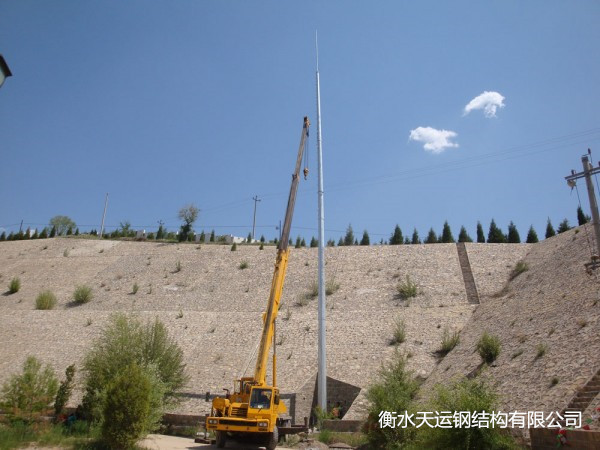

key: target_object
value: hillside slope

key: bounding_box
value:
[424,227,600,430]
[0,237,528,419]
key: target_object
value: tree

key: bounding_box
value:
[404,237,410,244]
[260,235,265,243]
[301,238,306,247]
[458,226,473,243]
[337,237,344,246]
[23,227,31,240]
[49,226,57,238]
[390,225,403,245]
[210,229,215,242]
[526,225,539,243]
[366,353,419,449]
[0,231,5,241]
[411,228,421,244]
[310,237,318,247]
[102,363,160,449]
[440,221,455,243]
[507,221,521,243]
[295,236,301,248]
[0,356,58,423]
[424,228,438,244]
[577,206,590,225]
[156,222,165,240]
[39,228,48,239]
[199,231,206,242]
[487,219,506,243]
[344,224,355,246]
[66,226,73,236]
[81,314,187,422]
[178,204,199,242]
[476,221,485,243]
[74,228,79,236]
[557,218,571,234]
[54,364,75,418]
[119,221,132,238]
[327,239,335,247]
[360,230,370,246]
[49,216,76,236]
[545,218,556,239]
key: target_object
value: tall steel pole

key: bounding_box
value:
[99,193,109,238]
[316,32,327,412]
[252,195,261,241]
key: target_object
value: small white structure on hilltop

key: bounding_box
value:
[136,230,146,239]
[222,234,247,244]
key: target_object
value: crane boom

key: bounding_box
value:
[206,117,311,450]
[254,116,310,384]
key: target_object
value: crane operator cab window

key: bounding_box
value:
[250,388,272,409]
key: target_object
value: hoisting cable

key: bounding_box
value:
[303,125,310,180]
[239,335,261,380]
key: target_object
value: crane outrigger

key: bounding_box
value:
[206,117,310,449]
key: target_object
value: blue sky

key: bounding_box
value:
[1,1,600,242]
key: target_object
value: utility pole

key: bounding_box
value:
[252,195,261,241]
[19,220,23,233]
[99,193,109,239]
[565,149,600,259]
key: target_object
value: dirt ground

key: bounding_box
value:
[139,434,295,450]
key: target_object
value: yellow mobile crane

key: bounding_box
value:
[206,117,310,449]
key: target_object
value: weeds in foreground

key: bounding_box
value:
[509,260,529,280]
[476,332,501,364]
[438,327,460,356]
[73,285,93,304]
[390,317,406,346]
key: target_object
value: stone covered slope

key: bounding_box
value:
[0,238,527,417]
[424,227,600,427]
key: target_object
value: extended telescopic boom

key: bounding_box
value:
[253,116,310,385]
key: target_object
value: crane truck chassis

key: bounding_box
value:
[205,117,311,449]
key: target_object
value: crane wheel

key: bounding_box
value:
[216,430,227,448]
[265,426,278,450]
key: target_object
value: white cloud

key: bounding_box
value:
[409,126,458,153]
[463,91,505,118]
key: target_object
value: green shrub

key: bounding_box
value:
[175,260,182,273]
[317,428,332,444]
[414,378,517,449]
[239,261,249,270]
[101,363,154,449]
[54,365,75,417]
[36,291,57,310]
[305,278,340,300]
[8,277,20,294]
[231,243,237,251]
[509,260,529,280]
[438,327,460,356]
[397,275,417,299]
[0,356,58,422]
[476,332,501,364]
[366,352,419,449]
[73,285,93,304]
[81,314,187,423]
[131,283,139,295]
[535,343,547,359]
[390,317,406,345]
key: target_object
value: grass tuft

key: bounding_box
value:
[8,277,21,294]
[35,290,57,310]
[509,260,529,280]
[397,275,417,299]
[73,285,93,304]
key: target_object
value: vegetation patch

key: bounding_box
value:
[476,332,501,364]
[239,261,249,270]
[35,290,57,310]
[397,275,418,299]
[438,327,460,356]
[509,260,529,280]
[73,285,93,304]
[8,277,20,294]
[389,317,406,346]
